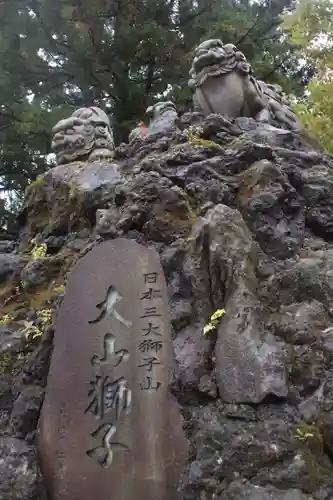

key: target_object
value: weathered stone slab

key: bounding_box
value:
[37,238,188,500]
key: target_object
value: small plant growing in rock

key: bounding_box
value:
[30,240,47,259]
[0,314,12,325]
[295,423,323,446]
[203,309,225,336]
[0,351,15,374]
[22,308,53,340]
[39,308,53,324]
[184,125,221,148]
[295,427,315,442]
[184,125,204,141]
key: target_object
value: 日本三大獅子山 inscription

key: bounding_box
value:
[37,238,188,500]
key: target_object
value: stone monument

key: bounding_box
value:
[188,39,302,131]
[51,106,115,165]
[37,239,188,500]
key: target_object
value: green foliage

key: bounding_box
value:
[292,77,333,154]
[184,125,223,148]
[203,308,225,336]
[22,308,53,340]
[0,314,12,325]
[30,241,47,259]
[281,0,333,153]
[282,0,333,52]
[295,423,323,445]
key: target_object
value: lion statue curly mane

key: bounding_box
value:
[188,39,302,132]
[51,107,115,165]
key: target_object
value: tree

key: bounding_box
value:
[281,0,333,153]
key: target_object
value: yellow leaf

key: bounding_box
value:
[203,323,216,335]
[210,309,225,322]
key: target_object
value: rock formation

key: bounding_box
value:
[3,41,333,500]
[51,106,115,165]
[189,39,302,131]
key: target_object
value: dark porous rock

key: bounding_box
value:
[178,111,205,130]
[13,326,54,395]
[185,177,235,208]
[202,114,242,140]
[96,171,193,243]
[317,376,333,458]
[272,300,330,345]
[20,161,123,246]
[165,204,290,403]
[289,344,329,398]
[261,251,333,309]
[0,437,44,500]
[0,253,22,284]
[0,240,16,253]
[180,413,333,499]
[179,418,303,499]
[64,229,92,252]
[43,235,66,254]
[292,165,333,240]
[95,208,122,237]
[0,375,13,435]
[237,160,305,259]
[20,257,64,290]
[0,326,26,356]
[219,480,312,500]
[192,204,289,403]
[10,385,44,438]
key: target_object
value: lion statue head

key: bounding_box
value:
[189,39,251,89]
[145,101,178,135]
[145,101,177,121]
[51,106,115,165]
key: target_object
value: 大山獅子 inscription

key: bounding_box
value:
[37,238,188,500]
[86,288,132,467]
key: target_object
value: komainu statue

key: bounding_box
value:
[145,101,179,136]
[51,107,115,165]
[188,39,302,132]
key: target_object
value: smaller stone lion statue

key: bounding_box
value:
[51,107,115,165]
[188,39,302,132]
[145,101,179,136]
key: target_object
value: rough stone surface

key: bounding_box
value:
[3,112,333,499]
[219,481,313,499]
[0,254,21,284]
[237,159,305,259]
[10,385,44,438]
[0,437,43,500]
[37,238,188,500]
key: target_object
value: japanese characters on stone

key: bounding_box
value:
[139,272,164,392]
[85,285,132,468]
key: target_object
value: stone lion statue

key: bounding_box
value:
[188,39,302,132]
[145,101,179,136]
[51,107,115,165]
